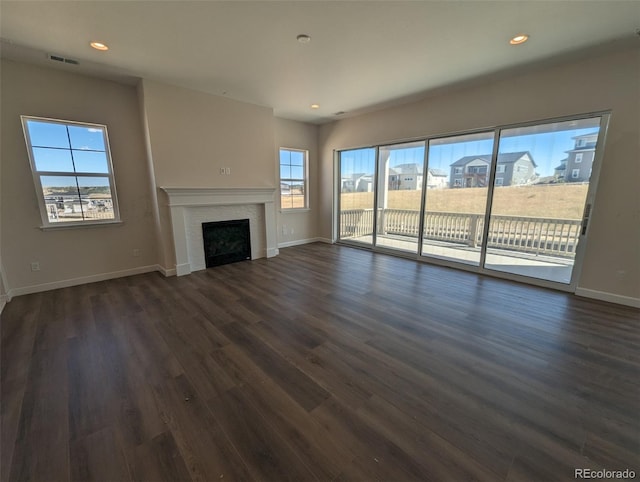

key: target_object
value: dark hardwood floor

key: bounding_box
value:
[2,243,639,481]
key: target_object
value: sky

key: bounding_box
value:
[340,118,601,178]
[26,120,110,186]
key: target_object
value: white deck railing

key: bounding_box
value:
[340,208,582,258]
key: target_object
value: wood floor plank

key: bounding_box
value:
[219,322,330,411]
[8,292,70,482]
[126,431,193,482]
[69,426,131,482]
[206,387,318,481]
[151,374,255,482]
[1,243,638,481]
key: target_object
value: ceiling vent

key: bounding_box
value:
[48,53,79,65]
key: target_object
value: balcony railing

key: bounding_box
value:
[340,208,582,258]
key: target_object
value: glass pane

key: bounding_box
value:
[68,125,106,151]
[339,148,376,245]
[32,147,74,172]
[40,176,82,223]
[422,131,494,265]
[73,150,109,173]
[289,182,305,209]
[290,165,304,180]
[290,151,304,166]
[25,120,70,148]
[375,141,425,253]
[484,117,601,284]
[280,165,291,179]
[77,177,115,221]
[279,150,290,164]
[280,181,293,209]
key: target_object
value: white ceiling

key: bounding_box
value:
[1,1,638,123]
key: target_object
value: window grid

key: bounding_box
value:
[21,116,120,227]
[279,148,308,210]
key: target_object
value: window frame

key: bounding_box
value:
[572,168,580,179]
[279,147,309,211]
[575,153,583,163]
[21,115,121,228]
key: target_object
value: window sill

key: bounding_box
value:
[39,220,123,231]
[280,208,311,213]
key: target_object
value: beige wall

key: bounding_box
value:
[319,45,640,301]
[140,80,277,270]
[274,117,320,246]
[1,60,158,293]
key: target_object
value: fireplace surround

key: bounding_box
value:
[162,187,277,276]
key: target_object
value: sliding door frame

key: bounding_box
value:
[335,110,611,293]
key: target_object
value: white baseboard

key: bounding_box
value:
[316,237,333,244]
[7,265,160,298]
[278,237,333,249]
[155,264,176,277]
[575,287,640,308]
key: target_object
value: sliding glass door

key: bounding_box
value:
[375,141,425,254]
[336,113,608,290]
[483,117,605,285]
[338,148,376,246]
[421,132,494,265]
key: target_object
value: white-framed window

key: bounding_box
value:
[495,177,504,186]
[575,153,583,163]
[496,164,506,173]
[572,168,580,179]
[21,116,120,227]
[454,179,462,187]
[454,167,462,174]
[279,148,308,210]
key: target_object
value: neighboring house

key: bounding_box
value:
[449,151,537,188]
[388,163,423,190]
[342,173,374,192]
[554,158,568,180]
[427,168,448,189]
[564,131,598,182]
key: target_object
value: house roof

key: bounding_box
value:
[450,151,537,167]
[391,163,422,175]
[554,158,568,170]
[572,131,599,140]
[428,168,448,177]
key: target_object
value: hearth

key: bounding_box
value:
[202,219,251,268]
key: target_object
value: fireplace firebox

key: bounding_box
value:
[202,219,251,268]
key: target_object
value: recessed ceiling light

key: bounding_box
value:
[310,104,320,109]
[90,41,109,51]
[509,34,529,45]
[297,34,311,44]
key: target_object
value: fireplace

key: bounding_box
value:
[161,187,277,276]
[202,219,251,268]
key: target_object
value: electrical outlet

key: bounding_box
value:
[225,167,231,175]
[31,261,40,272]
[219,167,225,175]
[132,248,140,257]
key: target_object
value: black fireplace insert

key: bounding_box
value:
[202,219,251,268]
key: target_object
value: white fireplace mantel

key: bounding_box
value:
[162,187,278,276]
